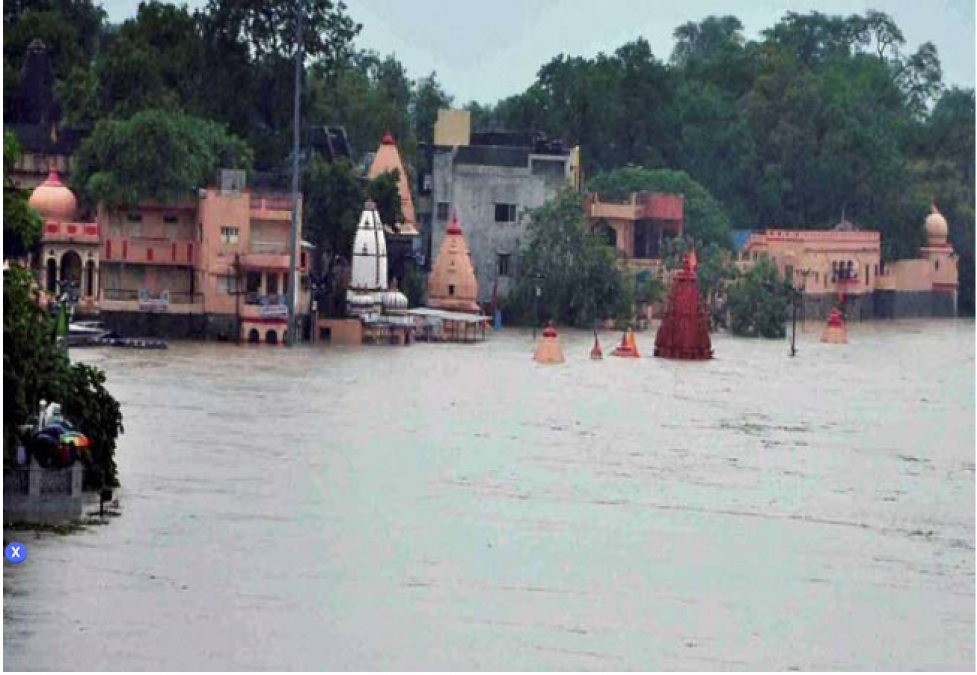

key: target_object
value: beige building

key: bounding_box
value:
[738,206,958,318]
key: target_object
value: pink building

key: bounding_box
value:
[584,191,684,275]
[95,178,310,343]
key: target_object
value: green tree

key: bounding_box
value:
[302,155,365,277]
[412,72,453,143]
[73,109,252,207]
[587,166,733,249]
[727,258,791,338]
[93,2,205,119]
[366,169,404,230]
[511,189,630,327]
[3,131,42,258]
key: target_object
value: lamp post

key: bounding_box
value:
[531,274,543,339]
[285,0,304,347]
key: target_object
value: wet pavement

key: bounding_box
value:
[3,320,974,670]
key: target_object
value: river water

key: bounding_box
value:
[3,321,974,670]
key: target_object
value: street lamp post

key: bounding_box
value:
[285,0,304,347]
[531,274,544,340]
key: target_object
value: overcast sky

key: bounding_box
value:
[101,0,975,104]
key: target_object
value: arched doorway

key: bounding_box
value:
[594,220,617,248]
[84,260,96,298]
[60,250,83,295]
[45,258,57,292]
[248,328,260,344]
[265,329,278,345]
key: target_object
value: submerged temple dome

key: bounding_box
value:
[29,169,76,222]
[349,200,388,292]
[820,307,848,344]
[925,201,949,247]
[611,328,640,358]
[533,322,565,364]
[654,251,713,360]
[367,131,418,236]
[427,214,480,313]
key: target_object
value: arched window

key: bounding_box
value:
[248,328,260,344]
[266,329,278,345]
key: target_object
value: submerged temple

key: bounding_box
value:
[654,252,713,360]
[427,214,479,313]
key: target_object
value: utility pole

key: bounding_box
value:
[286,0,303,347]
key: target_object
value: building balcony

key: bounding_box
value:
[41,221,99,244]
[586,193,684,222]
[240,295,289,322]
[239,246,308,271]
[99,289,204,314]
[102,237,198,266]
[249,194,297,220]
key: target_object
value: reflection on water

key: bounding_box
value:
[4,321,975,670]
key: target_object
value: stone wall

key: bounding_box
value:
[99,311,238,341]
[802,290,958,321]
[4,460,84,525]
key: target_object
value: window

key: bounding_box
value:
[436,202,450,220]
[163,214,179,224]
[497,253,512,277]
[495,203,517,223]
[220,226,240,245]
[126,213,142,237]
[448,284,456,296]
[218,274,239,294]
[246,272,261,294]
[266,273,279,296]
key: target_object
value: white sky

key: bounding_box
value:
[100,0,975,104]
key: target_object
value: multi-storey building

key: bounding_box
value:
[94,172,310,343]
[418,109,576,304]
[583,191,685,278]
[735,207,959,319]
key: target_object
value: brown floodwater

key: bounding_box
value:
[3,320,974,670]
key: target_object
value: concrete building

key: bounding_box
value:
[584,191,685,277]
[96,172,311,343]
[736,205,958,319]
[419,110,575,304]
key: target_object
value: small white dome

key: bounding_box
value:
[380,290,409,312]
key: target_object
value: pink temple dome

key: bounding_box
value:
[28,170,77,222]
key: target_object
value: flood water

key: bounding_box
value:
[4,321,974,670]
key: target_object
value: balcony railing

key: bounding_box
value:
[250,194,294,212]
[244,292,287,306]
[102,289,203,305]
[249,240,288,255]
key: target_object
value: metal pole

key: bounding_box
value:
[790,291,798,357]
[533,284,540,339]
[286,0,303,347]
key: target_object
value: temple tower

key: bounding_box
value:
[367,131,417,236]
[427,214,479,313]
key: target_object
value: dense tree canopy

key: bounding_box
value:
[508,189,631,327]
[73,109,252,207]
[4,3,973,313]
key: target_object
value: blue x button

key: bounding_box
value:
[5,542,26,564]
